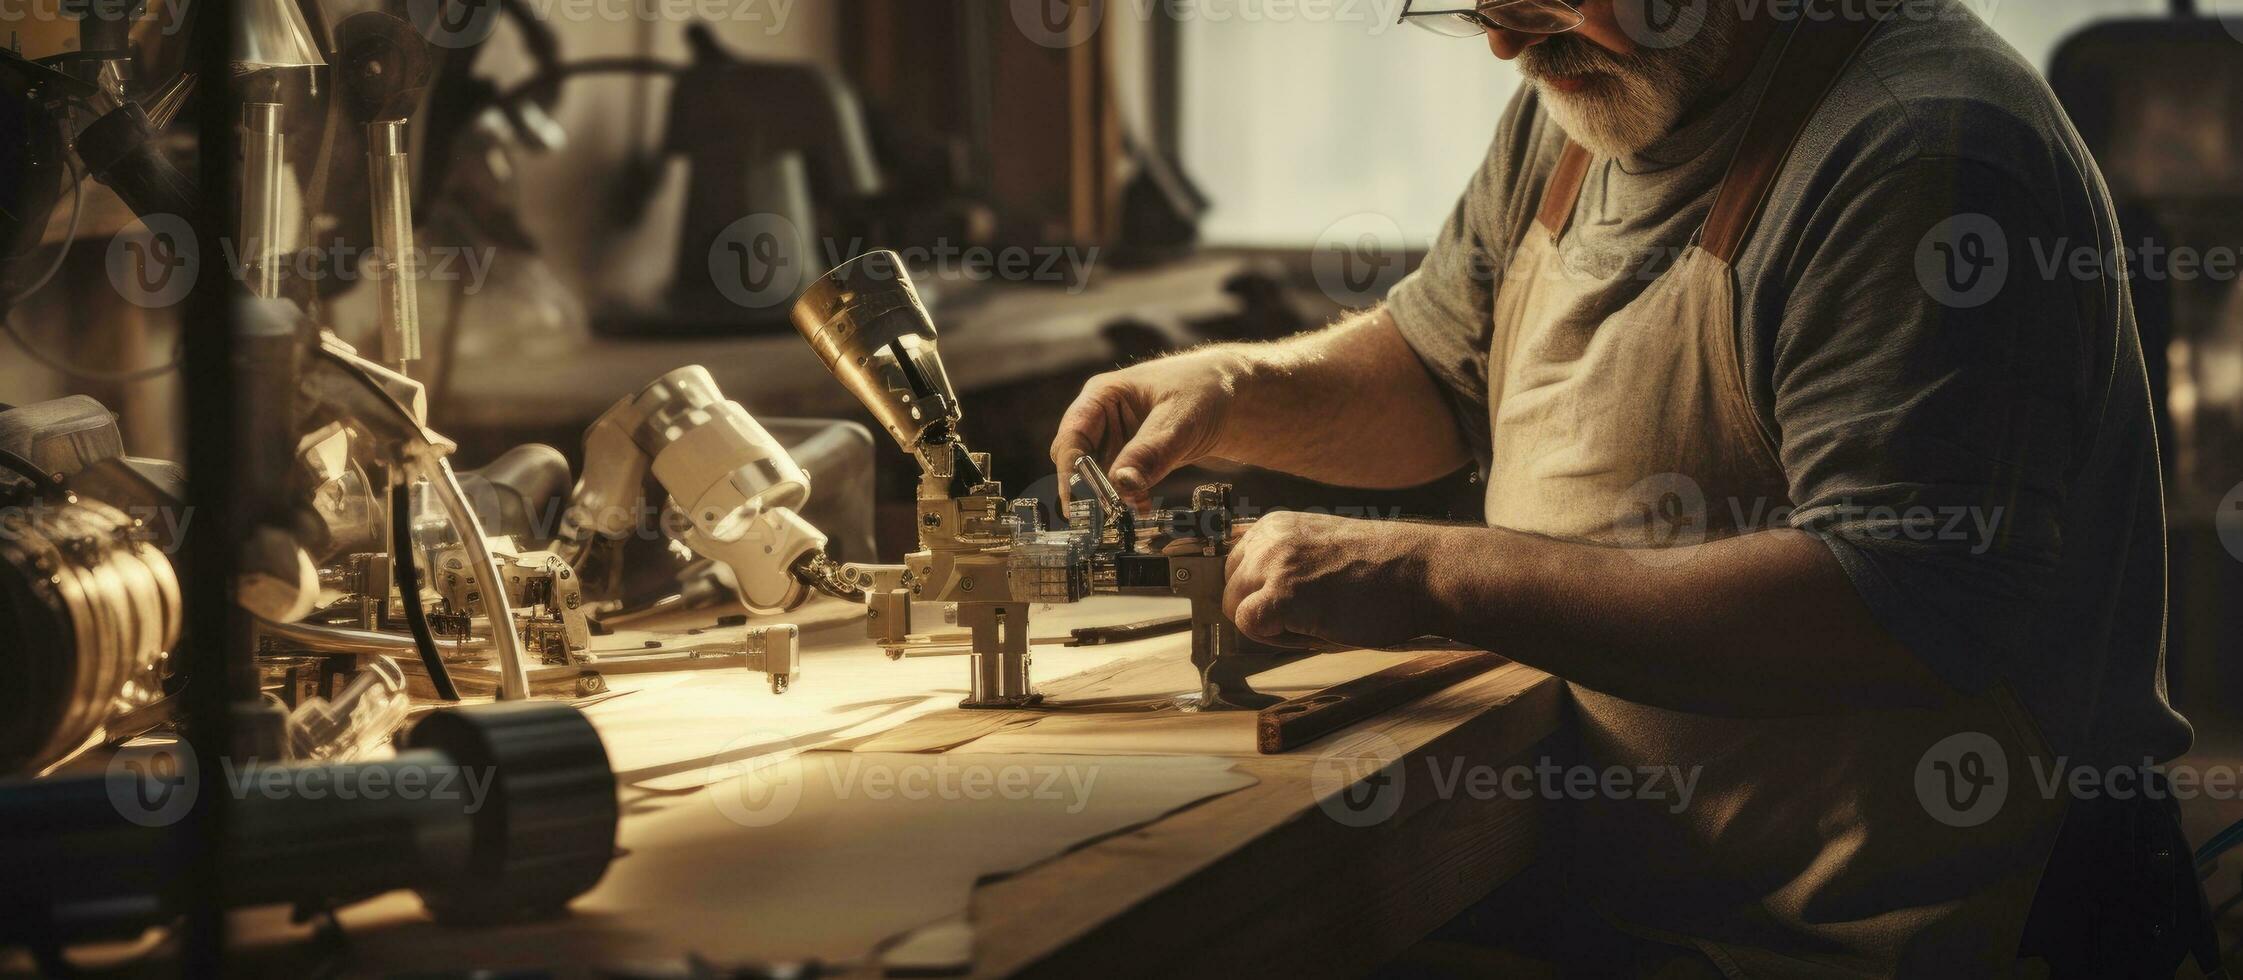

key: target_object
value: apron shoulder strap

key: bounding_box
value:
[1534,141,1595,239]
[1699,4,1890,263]
[1527,2,1890,261]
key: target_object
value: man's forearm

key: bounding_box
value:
[1211,308,1469,488]
[1421,524,1954,716]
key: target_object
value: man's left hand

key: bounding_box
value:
[1222,511,1448,650]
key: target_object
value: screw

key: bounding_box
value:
[922,513,942,529]
[1174,568,1193,583]
[960,577,975,592]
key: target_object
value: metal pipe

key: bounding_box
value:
[367,119,421,370]
[420,456,533,700]
[256,617,451,655]
[240,103,285,299]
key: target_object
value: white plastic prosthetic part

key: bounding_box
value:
[649,396,828,614]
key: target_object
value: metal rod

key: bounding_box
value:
[257,617,437,655]
[1071,452,1125,512]
[367,119,421,370]
[240,103,285,299]
[421,457,533,701]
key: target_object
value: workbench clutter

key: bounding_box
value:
[10,0,2238,975]
[3,230,1518,972]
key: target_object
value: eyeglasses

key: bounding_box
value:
[1398,0,1585,37]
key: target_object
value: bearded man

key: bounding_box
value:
[1050,0,2194,974]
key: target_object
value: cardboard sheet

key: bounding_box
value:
[238,597,1431,973]
[582,596,1194,791]
[308,752,1255,975]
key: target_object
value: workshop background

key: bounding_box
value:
[2,0,2241,967]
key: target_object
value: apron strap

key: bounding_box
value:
[1528,0,1890,259]
[1534,141,1594,238]
[1699,3,1890,263]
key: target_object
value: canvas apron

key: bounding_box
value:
[1484,12,2063,977]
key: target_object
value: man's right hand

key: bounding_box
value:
[1049,347,1255,509]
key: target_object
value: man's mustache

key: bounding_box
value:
[1518,34,1644,82]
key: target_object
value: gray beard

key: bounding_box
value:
[1519,17,1743,158]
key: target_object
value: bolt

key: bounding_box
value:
[960,577,975,592]
[1174,568,1193,583]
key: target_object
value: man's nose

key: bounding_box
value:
[1486,28,1546,60]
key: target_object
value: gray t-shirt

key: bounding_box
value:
[1387,0,2189,766]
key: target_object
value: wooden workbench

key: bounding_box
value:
[224,596,1562,977]
[967,656,1561,978]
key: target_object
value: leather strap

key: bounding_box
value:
[1534,141,1594,237]
[1699,2,1889,262]
[1530,0,1889,259]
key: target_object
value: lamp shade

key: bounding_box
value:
[235,0,326,70]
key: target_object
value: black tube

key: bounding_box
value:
[391,484,460,701]
[74,102,201,225]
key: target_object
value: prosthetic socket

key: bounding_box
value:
[560,366,830,614]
